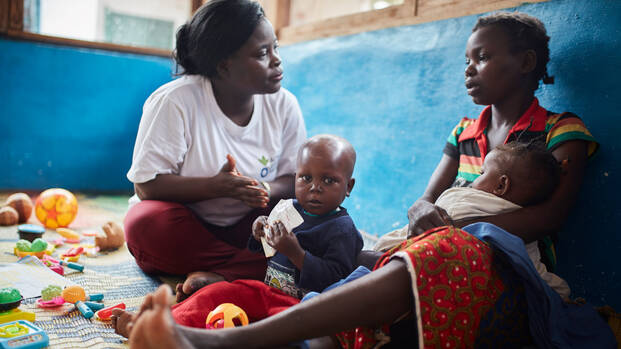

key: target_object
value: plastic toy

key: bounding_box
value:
[35,297,65,309]
[34,188,78,229]
[13,240,45,259]
[83,302,104,311]
[95,303,126,321]
[0,289,34,323]
[29,239,47,253]
[60,286,103,319]
[55,228,80,241]
[61,246,83,259]
[14,240,31,253]
[42,255,83,272]
[0,320,48,349]
[16,225,44,243]
[40,286,61,301]
[95,222,125,251]
[0,207,18,226]
[205,303,249,329]
[75,301,94,319]
[60,286,85,303]
[41,260,63,275]
[82,230,99,237]
[5,193,34,223]
[82,245,100,257]
[0,289,21,312]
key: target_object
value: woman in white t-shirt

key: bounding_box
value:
[124,0,306,302]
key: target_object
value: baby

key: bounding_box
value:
[249,134,363,299]
[375,141,569,298]
[113,134,363,333]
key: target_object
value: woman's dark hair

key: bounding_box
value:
[473,12,554,89]
[174,0,265,78]
[495,141,561,206]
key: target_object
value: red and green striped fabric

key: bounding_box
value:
[443,98,598,188]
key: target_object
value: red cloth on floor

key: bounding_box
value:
[124,200,267,281]
[171,279,300,328]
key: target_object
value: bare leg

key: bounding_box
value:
[129,285,196,349]
[175,271,225,303]
[131,260,413,348]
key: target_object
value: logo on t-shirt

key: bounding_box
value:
[258,155,271,178]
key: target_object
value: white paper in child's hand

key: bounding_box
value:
[261,199,304,257]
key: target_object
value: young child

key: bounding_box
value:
[113,134,363,333]
[248,134,362,299]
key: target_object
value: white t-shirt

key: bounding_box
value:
[127,75,307,226]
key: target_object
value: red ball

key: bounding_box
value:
[6,193,34,223]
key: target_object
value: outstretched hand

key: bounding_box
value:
[407,200,453,238]
[214,154,269,208]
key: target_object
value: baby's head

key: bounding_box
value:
[295,135,356,215]
[471,141,560,206]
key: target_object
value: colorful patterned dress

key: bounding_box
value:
[337,225,531,349]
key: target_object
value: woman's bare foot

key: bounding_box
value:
[175,271,225,303]
[129,285,195,349]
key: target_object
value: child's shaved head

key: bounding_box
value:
[298,135,356,179]
[295,135,357,215]
[493,141,560,206]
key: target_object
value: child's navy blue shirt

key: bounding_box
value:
[249,200,363,296]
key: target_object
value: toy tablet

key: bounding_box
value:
[0,320,48,349]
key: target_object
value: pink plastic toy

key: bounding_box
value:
[41,259,64,275]
[36,297,65,308]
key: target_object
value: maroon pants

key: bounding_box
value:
[124,200,267,281]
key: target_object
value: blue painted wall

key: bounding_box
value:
[280,0,621,307]
[1,0,619,306]
[0,39,174,191]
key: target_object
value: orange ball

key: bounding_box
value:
[0,206,19,226]
[205,303,249,329]
[6,193,33,223]
[35,188,78,229]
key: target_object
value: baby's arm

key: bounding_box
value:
[251,216,269,241]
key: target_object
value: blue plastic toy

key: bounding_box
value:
[0,320,48,349]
